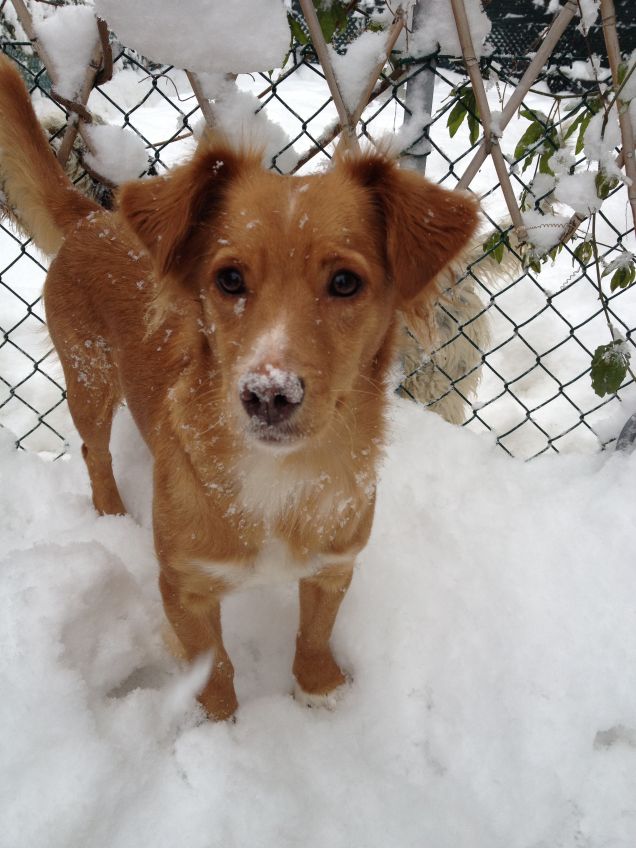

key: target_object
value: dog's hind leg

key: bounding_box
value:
[62,347,126,516]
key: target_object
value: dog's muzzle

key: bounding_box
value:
[238,365,304,429]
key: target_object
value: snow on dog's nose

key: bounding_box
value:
[239,365,304,427]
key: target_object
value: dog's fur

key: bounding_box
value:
[399,234,523,424]
[0,55,479,719]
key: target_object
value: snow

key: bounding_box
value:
[32,5,99,100]
[577,0,600,33]
[584,108,621,167]
[329,30,387,113]
[603,251,636,274]
[95,0,290,74]
[205,88,299,173]
[407,0,492,59]
[559,55,606,83]
[1,401,636,847]
[82,124,149,184]
[391,101,432,157]
[238,365,304,404]
[522,209,570,254]
[554,171,603,216]
[489,109,503,138]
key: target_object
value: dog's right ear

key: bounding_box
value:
[118,146,252,282]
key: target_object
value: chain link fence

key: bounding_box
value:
[1,2,635,459]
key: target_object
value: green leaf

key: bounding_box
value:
[573,241,594,266]
[482,231,506,263]
[514,121,544,162]
[315,1,349,43]
[591,341,630,397]
[467,111,480,145]
[575,111,594,154]
[564,109,586,141]
[595,172,620,200]
[462,88,477,112]
[609,264,636,291]
[525,256,542,274]
[519,108,550,125]
[447,100,467,137]
[538,150,554,175]
[521,152,537,173]
[288,14,309,45]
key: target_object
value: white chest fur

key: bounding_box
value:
[196,538,351,591]
[235,449,329,525]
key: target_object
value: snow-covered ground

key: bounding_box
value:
[2,401,636,848]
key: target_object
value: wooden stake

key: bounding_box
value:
[185,71,217,129]
[350,9,406,126]
[10,0,105,168]
[298,0,359,152]
[457,0,579,190]
[600,0,636,231]
[57,37,103,164]
[292,68,406,172]
[450,0,527,238]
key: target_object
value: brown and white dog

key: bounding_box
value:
[0,55,479,720]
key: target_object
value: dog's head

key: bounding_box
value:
[118,141,479,450]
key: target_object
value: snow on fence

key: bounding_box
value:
[1,0,636,460]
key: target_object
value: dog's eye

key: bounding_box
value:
[329,270,362,298]
[216,267,245,295]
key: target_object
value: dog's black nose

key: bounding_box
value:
[239,368,304,426]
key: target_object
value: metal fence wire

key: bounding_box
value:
[1,2,636,460]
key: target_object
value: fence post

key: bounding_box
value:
[403,0,435,174]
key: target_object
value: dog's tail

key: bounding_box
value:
[0,54,100,254]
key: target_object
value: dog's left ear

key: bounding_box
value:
[344,155,480,304]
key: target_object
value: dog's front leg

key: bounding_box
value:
[293,564,353,703]
[159,569,238,721]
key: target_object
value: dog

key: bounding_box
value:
[399,232,523,424]
[0,54,479,720]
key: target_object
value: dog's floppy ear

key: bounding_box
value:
[118,145,253,282]
[344,155,480,304]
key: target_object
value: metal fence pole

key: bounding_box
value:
[403,0,436,173]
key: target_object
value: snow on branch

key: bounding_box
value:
[95,0,290,75]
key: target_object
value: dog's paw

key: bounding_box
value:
[293,677,351,711]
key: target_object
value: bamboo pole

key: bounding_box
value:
[58,37,103,163]
[292,67,406,172]
[600,0,636,231]
[10,0,104,167]
[10,0,57,82]
[298,0,359,152]
[450,0,527,238]
[185,70,217,129]
[350,9,406,126]
[456,0,579,190]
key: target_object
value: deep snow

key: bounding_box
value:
[1,401,636,848]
